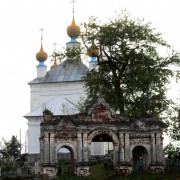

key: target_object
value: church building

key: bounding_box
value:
[24,8,165,177]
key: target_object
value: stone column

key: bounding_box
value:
[40,138,44,164]
[124,133,130,162]
[50,133,55,164]
[156,133,163,164]
[114,145,119,164]
[77,132,83,162]
[83,132,89,162]
[43,133,49,164]
[150,133,156,164]
[119,132,125,162]
[88,145,91,161]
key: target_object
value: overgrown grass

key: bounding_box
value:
[90,162,114,179]
[54,163,180,180]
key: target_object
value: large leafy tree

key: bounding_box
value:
[78,11,180,120]
[4,135,21,160]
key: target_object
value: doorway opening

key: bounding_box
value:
[90,133,114,176]
[132,146,148,171]
[57,146,74,176]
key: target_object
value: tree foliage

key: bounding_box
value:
[4,135,21,160]
[78,11,180,121]
[167,108,180,140]
[164,143,180,159]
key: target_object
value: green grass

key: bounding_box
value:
[54,163,180,180]
[90,162,114,180]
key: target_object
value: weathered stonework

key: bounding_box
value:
[39,97,164,177]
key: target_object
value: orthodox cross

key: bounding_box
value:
[52,42,59,63]
[40,28,44,41]
[70,0,77,15]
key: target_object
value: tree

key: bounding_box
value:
[4,135,21,160]
[0,137,5,150]
[168,108,180,140]
[164,143,179,159]
[78,11,180,120]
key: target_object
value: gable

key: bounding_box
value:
[55,118,77,139]
[88,97,115,123]
[57,118,76,131]
[91,104,113,122]
[24,95,79,117]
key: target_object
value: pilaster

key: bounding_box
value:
[83,132,89,162]
[43,134,49,164]
[50,133,55,164]
[114,145,119,164]
[77,132,83,162]
[124,133,130,162]
[150,133,156,164]
[156,133,163,164]
[119,132,124,162]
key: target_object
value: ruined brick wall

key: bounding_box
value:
[39,98,164,176]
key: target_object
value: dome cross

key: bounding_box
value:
[70,0,77,16]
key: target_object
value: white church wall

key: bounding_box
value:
[104,142,113,154]
[28,117,41,154]
[91,142,105,155]
[28,81,87,154]
[30,81,86,111]
[90,142,113,156]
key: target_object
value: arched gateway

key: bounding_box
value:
[40,97,164,177]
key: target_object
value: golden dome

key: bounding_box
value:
[67,16,80,39]
[36,42,48,62]
[50,59,58,70]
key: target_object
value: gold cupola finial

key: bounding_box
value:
[50,42,58,70]
[67,0,80,40]
[36,28,48,63]
[50,58,58,70]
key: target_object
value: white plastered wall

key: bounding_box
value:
[30,81,86,111]
[28,117,41,154]
[28,81,87,154]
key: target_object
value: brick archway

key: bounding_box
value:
[88,128,119,145]
[55,142,77,161]
[87,128,119,165]
[130,144,150,163]
[55,142,77,175]
[131,145,149,171]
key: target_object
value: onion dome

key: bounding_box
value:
[50,59,58,70]
[67,16,80,39]
[87,44,100,57]
[36,42,48,62]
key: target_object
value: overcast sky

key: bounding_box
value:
[0,0,179,147]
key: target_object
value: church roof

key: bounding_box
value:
[24,95,80,117]
[29,59,88,84]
